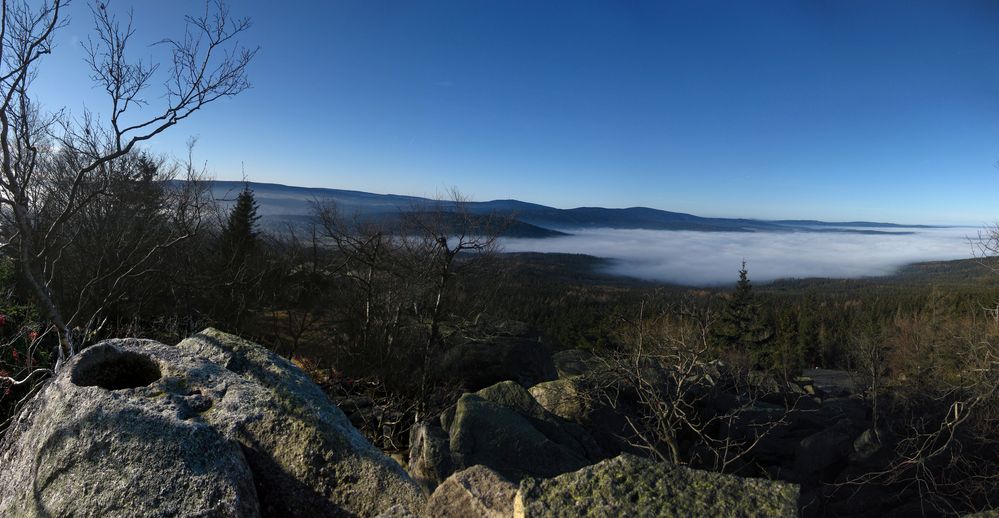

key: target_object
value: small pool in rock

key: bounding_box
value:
[71,345,162,390]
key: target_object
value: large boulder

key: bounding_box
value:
[514,454,800,518]
[438,335,557,392]
[425,465,518,518]
[0,329,423,517]
[449,381,604,481]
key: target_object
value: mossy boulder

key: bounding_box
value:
[514,454,800,518]
[0,329,423,517]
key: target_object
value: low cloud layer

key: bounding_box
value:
[502,227,980,286]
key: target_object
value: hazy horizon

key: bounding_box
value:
[220,179,983,227]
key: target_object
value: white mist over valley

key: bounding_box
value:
[503,226,979,285]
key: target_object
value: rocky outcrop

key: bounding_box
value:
[514,454,800,518]
[0,329,423,517]
[448,381,604,481]
[426,465,518,518]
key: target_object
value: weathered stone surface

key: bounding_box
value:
[426,465,517,518]
[528,376,638,456]
[529,377,588,423]
[449,381,603,481]
[438,336,557,392]
[0,329,424,517]
[408,420,454,493]
[514,454,800,518]
[374,504,418,518]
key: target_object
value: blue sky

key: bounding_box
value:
[28,1,999,224]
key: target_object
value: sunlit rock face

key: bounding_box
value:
[0,328,423,518]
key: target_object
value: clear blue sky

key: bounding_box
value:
[28,1,999,225]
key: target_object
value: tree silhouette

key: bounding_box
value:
[713,261,774,367]
[219,184,261,260]
[213,184,262,331]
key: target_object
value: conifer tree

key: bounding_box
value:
[213,183,262,331]
[219,184,261,260]
[714,261,774,367]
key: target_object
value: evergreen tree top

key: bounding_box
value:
[220,183,261,255]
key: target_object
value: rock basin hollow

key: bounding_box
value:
[70,345,162,390]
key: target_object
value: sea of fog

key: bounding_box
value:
[501,227,982,286]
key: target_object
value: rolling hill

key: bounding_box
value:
[207,181,944,237]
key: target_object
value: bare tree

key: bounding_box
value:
[312,188,508,421]
[598,301,798,473]
[841,309,999,515]
[0,0,255,367]
[397,189,504,413]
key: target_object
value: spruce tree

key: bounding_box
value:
[219,184,261,259]
[714,261,774,367]
[213,184,261,331]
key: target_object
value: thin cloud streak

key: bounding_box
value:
[502,227,979,286]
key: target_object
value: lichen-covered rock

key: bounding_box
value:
[514,454,799,518]
[529,378,588,423]
[449,381,603,482]
[0,329,423,517]
[426,465,517,518]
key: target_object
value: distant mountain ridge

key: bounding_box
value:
[207,181,942,237]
